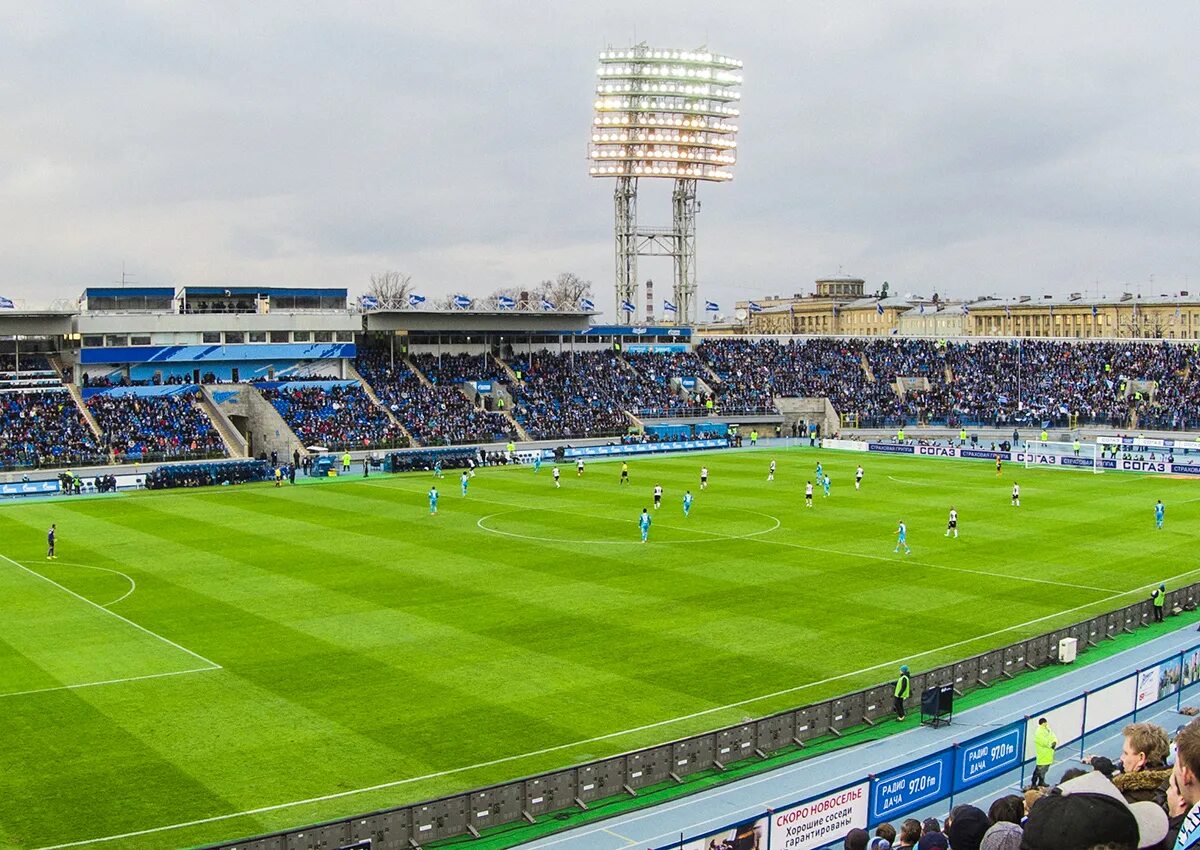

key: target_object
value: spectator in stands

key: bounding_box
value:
[1170,717,1200,848]
[893,819,921,850]
[944,805,989,850]
[261,383,406,451]
[978,820,1021,850]
[987,795,1024,827]
[842,828,869,850]
[915,831,947,850]
[873,823,896,847]
[1020,770,1167,849]
[1111,722,1172,807]
[87,390,225,460]
[1166,770,1188,848]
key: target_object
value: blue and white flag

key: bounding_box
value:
[0,296,14,309]
[497,295,516,310]
[1092,304,1099,317]
[452,294,472,309]
[620,299,637,313]
[962,304,970,315]
[748,301,762,313]
[1048,304,1054,317]
[663,299,677,313]
[540,298,555,311]
[704,300,719,312]
[876,302,885,316]
[1005,304,1011,317]
[359,294,379,310]
[580,298,595,311]
[918,304,925,314]
[408,293,426,307]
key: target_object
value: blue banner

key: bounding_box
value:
[563,438,726,459]
[954,723,1024,792]
[867,442,915,455]
[82,343,356,365]
[578,325,691,338]
[869,750,953,824]
[0,480,61,497]
[474,381,493,392]
[625,343,690,354]
[681,377,697,389]
[961,449,1010,460]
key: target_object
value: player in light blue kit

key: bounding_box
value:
[683,490,694,517]
[822,474,831,497]
[1155,499,1165,529]
[460,471,469,496]
[433,460,443,479]
[894,520,911,554]
[428,486,439,515]
[533,454,542,473]
[815,461,823,481]
[639,508,652,543]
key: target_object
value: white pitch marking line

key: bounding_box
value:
[0,666,219,700]
[371,478,1118,594]
[32,578,1200,850]
[18,560,137,607]
[0,552,221,670]
[887,475,934,486]
[475,508,781,546]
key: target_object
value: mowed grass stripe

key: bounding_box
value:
[0,448,1197,850]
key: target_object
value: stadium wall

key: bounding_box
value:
[200,588,1200,850]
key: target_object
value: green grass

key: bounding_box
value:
[0,447,1196,850]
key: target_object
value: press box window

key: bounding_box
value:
[292,331,311,342]
[224,332,244,344]
[314,331,333,343]
[129,335,151,346]
[249,331,267,343]
[270,331,289,343]
[202,332,221,344]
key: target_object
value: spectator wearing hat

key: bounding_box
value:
[978,821,1021,850]
[867,838,890,850]
[915,832,947,850]
[1020,770,1168,850]
[843,828,869,850]
[873,823,896,847]
[945,805,989,850]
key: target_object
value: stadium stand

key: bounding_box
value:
[259,383,408,450]
[355,350,514,446]
[695,337,1200,429]
[0,390,105,469]
[86,389,227,461]
[504,351,640,439]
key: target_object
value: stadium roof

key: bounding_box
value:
[364,310,594,334]
[0,309,75,336]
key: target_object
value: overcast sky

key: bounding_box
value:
[2,1,1198,314]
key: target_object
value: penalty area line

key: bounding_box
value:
[29,579,1188,850]
[0,552,222,671]
[0,666,219,700]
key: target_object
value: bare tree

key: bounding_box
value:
[367,271,415,309]
[534,272,594,310]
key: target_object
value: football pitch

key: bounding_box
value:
[0,446,1197,850]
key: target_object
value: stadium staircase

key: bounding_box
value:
[492,354,524,386]
[860,352,875,382]
[944,364,955,383]
[344,363,416,445]
[63,382,105,443]
[196,387,249,457]
[403,355,434,388]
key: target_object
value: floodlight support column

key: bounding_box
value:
[615,177,639,322]
[672,178,698,326]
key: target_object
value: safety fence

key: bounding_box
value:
[206,585,1200,850]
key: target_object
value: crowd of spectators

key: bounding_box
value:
[355,351,514,445]
[86,391,226,460]
[839,718,1196,850]
[261,384,407,450]
[695,338,1200,430]
[0,390,105,469]
[504,351,641,439]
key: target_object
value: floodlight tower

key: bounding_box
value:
[590,45,742,325]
